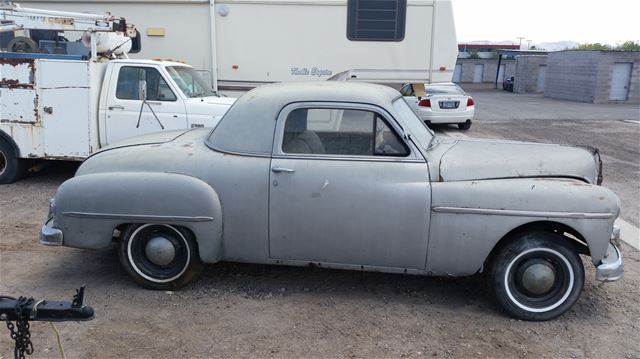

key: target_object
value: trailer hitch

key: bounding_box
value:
[1,286,94,359]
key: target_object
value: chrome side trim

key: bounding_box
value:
[62,212,214,222]
[432,206,614,219]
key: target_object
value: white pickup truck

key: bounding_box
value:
[0,4,235,183]
[0,56,235,184]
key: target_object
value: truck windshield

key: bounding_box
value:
[166,66,217,98]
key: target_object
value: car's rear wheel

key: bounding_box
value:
[0,138,26,184]
[457,120,472,130]
[489,231,584,321]
[118,224,204,290]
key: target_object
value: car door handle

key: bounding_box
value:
[108,105,124,110]
[146,101,162,106]
[271,167,295,173]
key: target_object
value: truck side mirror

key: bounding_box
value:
[138,80,147,101]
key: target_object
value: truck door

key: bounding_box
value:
[104,64,187,145]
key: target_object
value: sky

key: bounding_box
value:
[451,0,640,45]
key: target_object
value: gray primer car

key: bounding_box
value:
[41,82,623,321]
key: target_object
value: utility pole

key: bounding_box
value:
[526,39,532,50]
[517,36,525,50]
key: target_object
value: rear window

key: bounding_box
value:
[425,85,464,95]
[347,0,407,42]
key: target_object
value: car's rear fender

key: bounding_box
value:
[426,178,619,275]
[52,172,223,263]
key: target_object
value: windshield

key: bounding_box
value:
[166,66,217,98]
[392,97,435,150]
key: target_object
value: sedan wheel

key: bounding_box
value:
[489,231,584,321]
[118,224,204,289]
[457,120,472,130]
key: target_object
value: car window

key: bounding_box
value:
[116,66,177,101]
[399,84,414,97]
[425,85,464,95]
[282,108,409,157]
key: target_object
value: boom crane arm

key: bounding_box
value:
[0,2,139,58]
[0,2,134,34]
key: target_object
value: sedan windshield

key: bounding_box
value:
[166,66,217,98]
[392,97,434,150]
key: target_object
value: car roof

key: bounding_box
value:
[243,81,400,106]
[209,81,402,155]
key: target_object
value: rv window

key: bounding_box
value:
[347,0,407,42]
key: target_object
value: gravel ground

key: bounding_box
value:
[1,90,639,358]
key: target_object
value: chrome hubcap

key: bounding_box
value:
[521,263,556,295]
[144,236,176,266]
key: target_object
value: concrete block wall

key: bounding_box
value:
[545,50,640,104]
[544,51,599,102]
[514,55,547,93]
[455,58,515,83]
[593,51,640,104]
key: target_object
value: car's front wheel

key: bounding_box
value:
[118,224,204,290]
[489,231,584,321]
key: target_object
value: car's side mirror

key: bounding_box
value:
[138,80,147,101]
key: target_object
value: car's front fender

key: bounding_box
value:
[426,178,619,275]
[51,172,223,263]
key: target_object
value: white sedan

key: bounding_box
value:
[400,83,475,130]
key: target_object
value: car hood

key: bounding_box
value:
[184,96,236,115]
[437,138,600,184]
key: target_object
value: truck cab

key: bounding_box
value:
[0,4,236,184]
[100,60,235,145]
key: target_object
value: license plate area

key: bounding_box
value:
[439,101,460,109]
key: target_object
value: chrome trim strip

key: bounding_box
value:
[63,212,214,222]
[432,206,614,219]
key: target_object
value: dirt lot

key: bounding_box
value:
[1,90,640,358]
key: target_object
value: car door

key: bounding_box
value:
[104,64,187,145]
[268,102,431,270]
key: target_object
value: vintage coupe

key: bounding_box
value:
[41,82,623,321]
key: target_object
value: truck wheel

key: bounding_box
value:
[489,231,584,321]
[0,139,26,184]
[118,224,205,290]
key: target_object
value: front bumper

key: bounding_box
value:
[40,217,64,246]
[595,241,623,282]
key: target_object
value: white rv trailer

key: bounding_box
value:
[20,0,459,89]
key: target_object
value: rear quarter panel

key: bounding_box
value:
[53,172,223,262]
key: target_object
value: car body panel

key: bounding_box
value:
[436,138,598,183]
[428,178,619,274]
